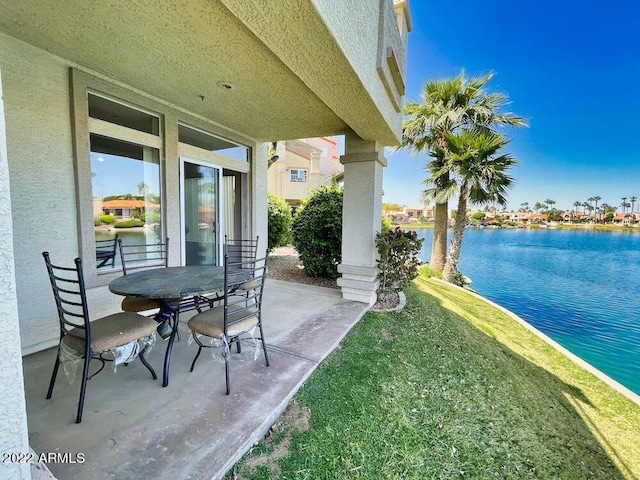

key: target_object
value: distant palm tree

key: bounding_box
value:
[519,201,529,212]
[621,197,627,213]
[544,199,555,213]
[593,196,601,222]
[630,196,637,214]
[402,71,526,273]
[574,201,583,221]
[534,202,542,214]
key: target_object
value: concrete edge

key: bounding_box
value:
[265,278,342,299]
[215,301,370,479]
[428,277,640,407]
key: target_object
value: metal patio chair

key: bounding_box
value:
[95,233,119,269]
[118,237,169,315]
[42,252,157,423]
[199,235,259,308]
[187,250,270,395]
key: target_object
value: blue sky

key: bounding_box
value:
[384,0,640,212]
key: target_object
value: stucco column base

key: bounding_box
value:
[338,132,385,306]
[337,264,379,305]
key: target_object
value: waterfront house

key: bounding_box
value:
[0,1,411,477]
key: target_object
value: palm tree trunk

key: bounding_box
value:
[430,201,448,272]
[442,184,469,282]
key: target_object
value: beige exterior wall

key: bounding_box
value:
[268,137,343,206]
[1,34,264,354]
[313,0,408,135]
[0,57,31,480]
[2,34,81,354]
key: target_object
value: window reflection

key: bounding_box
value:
[90,134,162,272]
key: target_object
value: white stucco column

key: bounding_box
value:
[0,65,31,480]
[252,142,269,256]
[337,132,386,305]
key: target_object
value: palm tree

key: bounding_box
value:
[534,202,542,215]
[590,196,601,222]
[572,201,581,222]
[621,197,627,213]
[432,129,516,281]
[544,199,555,213]
[402,71,526,272]
[630,196,637,214]
[519,201,529,212]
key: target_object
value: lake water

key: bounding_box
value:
[414,227,640,396]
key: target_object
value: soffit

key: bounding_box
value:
[0,0,357,142]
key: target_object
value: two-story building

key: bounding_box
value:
[0,2,412,477]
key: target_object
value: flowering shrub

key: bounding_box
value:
[376,227,424,294]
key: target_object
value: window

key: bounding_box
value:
[178,124,248,162]
[290,169,307,183]
[88,94,164,273]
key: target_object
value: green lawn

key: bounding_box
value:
[228,276,640,479]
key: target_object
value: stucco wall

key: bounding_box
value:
[313,0,406,136]
[1,34,83,353]
[0,57,31,480]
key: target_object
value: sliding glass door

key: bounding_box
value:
[180,158,222,265]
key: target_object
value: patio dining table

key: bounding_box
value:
[109,265,248,387]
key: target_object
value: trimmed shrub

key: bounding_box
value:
[381,216,393,232]
[376,227,424,294]
[267,195,292,251]
[114,219,145,228]
[100,214,116,224]
[292,186,343,278]
[141,211,161,224]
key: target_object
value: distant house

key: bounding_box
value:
[613,212,636,226]
[94,199,160,220]
[267,137,343,209]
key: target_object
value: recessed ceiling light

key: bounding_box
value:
[217,82,235,90]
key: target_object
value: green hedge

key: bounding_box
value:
[99,214,116,224]
[114,219,145,228]
[292,186,343,279]
[267,194,292,251]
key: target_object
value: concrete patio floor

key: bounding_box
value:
[23,279,369,480]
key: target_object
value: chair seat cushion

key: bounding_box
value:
[121,296,162,313]
[188,304,259,338]
[63,312,158,354]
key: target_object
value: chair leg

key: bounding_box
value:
[46,349,61,399]
[224,355,231,395]
[236,339,242,353]
[138,350,157,380]
[190,346,203,372]
[76,354,92,424]
[258,323,270,367]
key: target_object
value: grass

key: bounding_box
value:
[228,276,640,479]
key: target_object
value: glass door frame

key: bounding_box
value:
[179,156,224,266]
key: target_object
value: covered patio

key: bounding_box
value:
[24,279,368,479]
[0,2,411,479]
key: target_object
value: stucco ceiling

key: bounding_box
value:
[0,0,396,143]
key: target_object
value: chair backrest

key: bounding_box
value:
[224,235,259,264]
[96,233,120,268]
[118,238,169,275]
[42,252,91,349]
[223,249,269,331]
